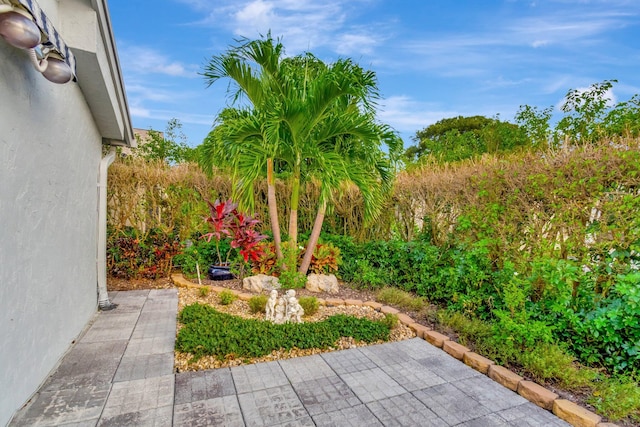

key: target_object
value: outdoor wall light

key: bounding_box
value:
[0,6,40,49]
[0,0,76,84]
[29,48,74,84]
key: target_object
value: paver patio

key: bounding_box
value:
[9,289,570,426]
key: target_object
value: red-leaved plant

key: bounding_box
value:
[202,199,267,264]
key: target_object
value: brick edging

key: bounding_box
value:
[372,298,613,427]
[170,273,613,427]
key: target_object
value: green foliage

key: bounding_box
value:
[573,272,640,372]
[135,119,196,164]
[515,105,554,148]
[199,286,210,297]
[176,303,390,361]
[376,287,427,312]
[588,374,640,423]
[218,290,237,305]
[297,296,319,316]
[309,243,342,274]
[106,227,181,279]
[278,269,308,289]
[248,295,268,314]
[382,313,399,329]
[557,80,617,144]
[173,237,233,278]
[406,115,529,163]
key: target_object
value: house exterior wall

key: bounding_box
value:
[0,4,106,425]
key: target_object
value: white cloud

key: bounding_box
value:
[119,46,199,78]
[335,32,380,56]
[377,96,458,135]
[129,105,152,118]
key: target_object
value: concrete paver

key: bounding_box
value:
[9,289,572,426]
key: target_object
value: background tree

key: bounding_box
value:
[136,118,196,164]
[405,115,528,163]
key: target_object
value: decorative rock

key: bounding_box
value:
[344,299,363,306]
[423,330,450,348]
[325,298,345,306]
[364,301,383,311]
[463,352,495,374]
[552,399,601,427]
[487,365,523,391]
[443,340,470,360]
[396,313,414,325]
[517,380,558,410]
[380,306,399,315]
[238,293,253,301]
[305,274,339,294]
[242,274,280,293]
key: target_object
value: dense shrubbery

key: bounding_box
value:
[175,303,390,361]
[328,141,640,373]
[107,227,181,279]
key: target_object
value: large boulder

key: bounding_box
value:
[306,274,339,294]
[243,274,281,293]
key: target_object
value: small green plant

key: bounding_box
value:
[219,290,237,305]
[279,269,307,289]
[298,296,319,316]
[376,287,427,312]
[248,295,268,314]
[199,286,210,297]
[382,313,398,329]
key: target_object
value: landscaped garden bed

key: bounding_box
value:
[173,283,415,372]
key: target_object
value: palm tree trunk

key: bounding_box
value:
[267,158,283,260]
[299,200,326,274]
[288,171,300,246]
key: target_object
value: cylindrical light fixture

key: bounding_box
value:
[0,8,41,49]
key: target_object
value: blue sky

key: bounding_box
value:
[108,0,640,148]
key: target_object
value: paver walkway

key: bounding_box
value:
[9,289,570,426]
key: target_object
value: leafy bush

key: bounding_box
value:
[199,286,210,297]
[107,227,181,279]
[279,269,307,289]
[173,235,233,278]
[248,295,268,314]
[298,296,319,316]
[219,290,237,305]
[176,303,391,361]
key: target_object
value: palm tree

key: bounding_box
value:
[201,36,286,260]
[201,35,402,273]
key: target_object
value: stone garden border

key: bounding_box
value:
[170,273,618,427]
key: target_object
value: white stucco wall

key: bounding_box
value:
[0,22,103,427]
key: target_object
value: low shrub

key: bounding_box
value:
[382,313,398,329]
[176,303,391,361]
[199,286,210,297]
[248,295,268,314]
[376,287,427,312]
[219,290,237,305]
[298,296,319,316]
